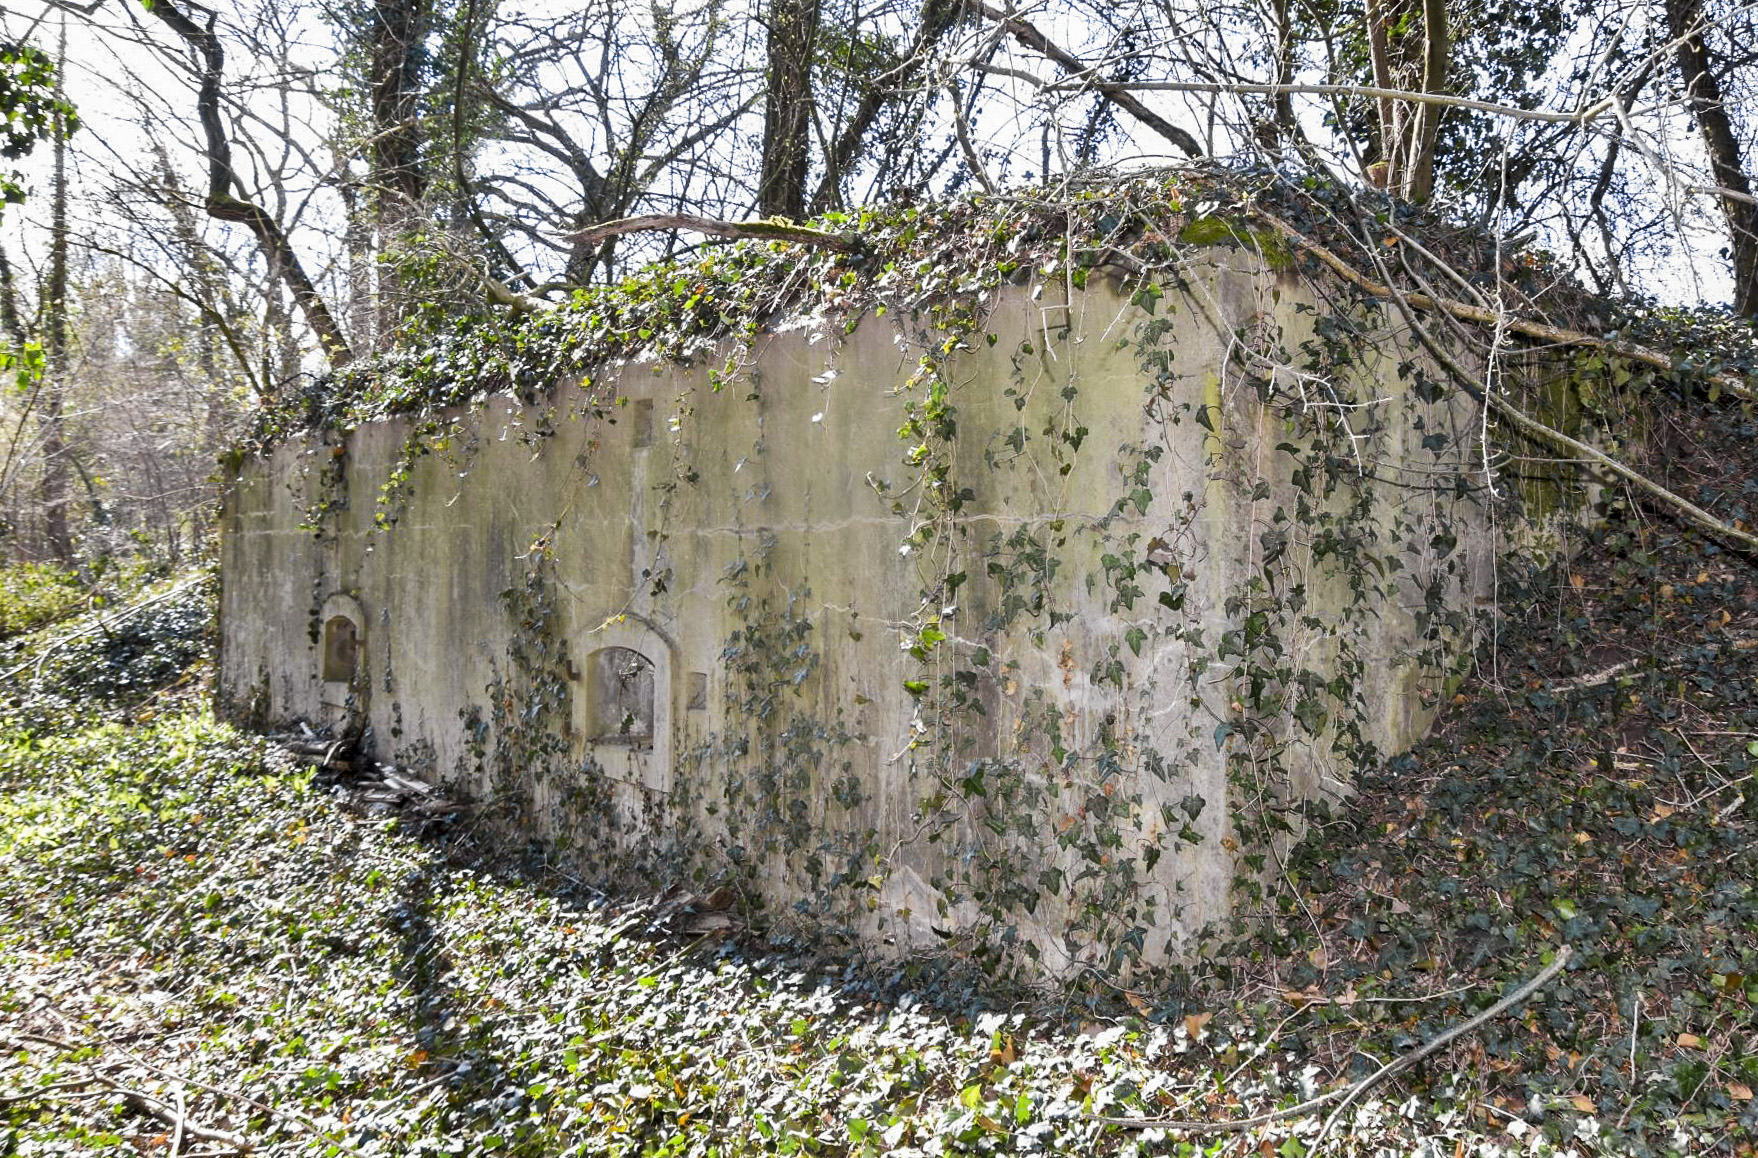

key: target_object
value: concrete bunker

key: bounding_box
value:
[219,236,1541,982]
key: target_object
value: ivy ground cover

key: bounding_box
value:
[3,388,1758,1157]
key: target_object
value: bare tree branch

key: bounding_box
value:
[1255,208,1757,405]
[564,213,860,252]
[1077,80,1617,126]
[973,2,1204,158]
[144,0,352,368]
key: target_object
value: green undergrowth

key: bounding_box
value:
[6,382,1758,1155]
[0,718,1579,1158]
[0,570,1640,1158]
[0,564,86,639]
[0,571,214,737]
[0,555,176,645]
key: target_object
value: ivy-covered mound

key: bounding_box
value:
[229,159,1758,992]
[1246,386,1758,1154]
[5,420,1758,1158]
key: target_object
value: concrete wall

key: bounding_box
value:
[219,253,1494,981]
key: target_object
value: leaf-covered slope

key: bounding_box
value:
[1264,393,1758,1152]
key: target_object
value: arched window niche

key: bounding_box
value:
[575,617,675,795]
[322,616,360,683]
[587,646,655,744]
[317,593,367,706]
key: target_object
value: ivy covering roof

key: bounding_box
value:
[255,166,1758,451]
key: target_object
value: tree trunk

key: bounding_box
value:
[808,0,961,213]
[40,22,71,564]
[147,0,353,368]
[0,244,24,346]
[1362,0,1448,202]
[369,0,433,343]
[1668,0,1758,316]
[340,176,375,354]
[1257,0,1297,150]
[758,0,821,219]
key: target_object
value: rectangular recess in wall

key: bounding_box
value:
[632,398,654,448]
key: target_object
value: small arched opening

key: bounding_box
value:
[573,617,676,799]
[315,593,369,720]
[322,615,361,684]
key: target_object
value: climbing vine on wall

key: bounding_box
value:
[243,164,1758,986]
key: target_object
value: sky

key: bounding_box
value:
[0,0,1744,336]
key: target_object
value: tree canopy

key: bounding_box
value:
[0,36,75,212]
[0,0,1755,561]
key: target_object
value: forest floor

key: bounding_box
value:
[2,398,1756,1156]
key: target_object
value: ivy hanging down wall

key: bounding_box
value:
[220,171,1609,985]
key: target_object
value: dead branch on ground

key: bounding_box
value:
[1094,945,1572,1134]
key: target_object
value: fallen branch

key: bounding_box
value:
[0,575,207,686]
[10,1028,365,1158]
[563,213,860,253]
[122,1086,251,1153]
[1312,946,1571,1142]
[1254,208,1757,405]
[484,273,546,315]
[1095,945,1572,1134]
[1365,231,1758,558]
[1481,382,1758,555]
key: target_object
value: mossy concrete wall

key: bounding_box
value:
[219,253,1494,980]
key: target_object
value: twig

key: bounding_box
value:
[1095,945,1572,1134]
[0,1077,100,1105]
[1259,210,1758,556]
[172,1086,187,1158]
[1253,208,1757,405]
[1616,991,1642,1130]
[1552,657,1640,692]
